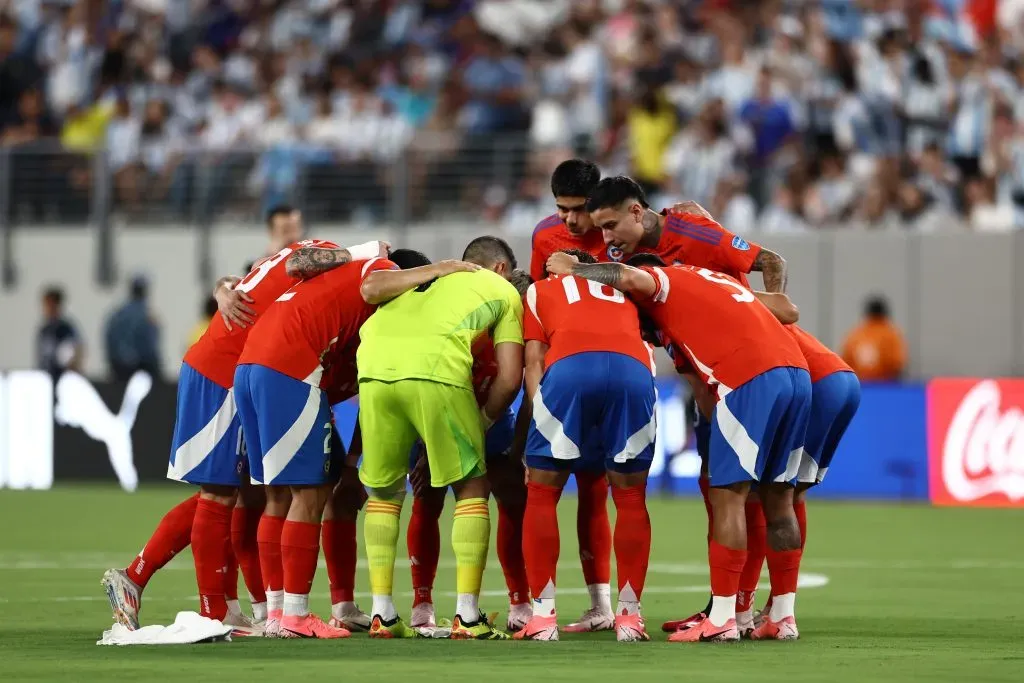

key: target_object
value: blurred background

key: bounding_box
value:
[0,0,1020,506]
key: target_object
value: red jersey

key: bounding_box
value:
[787,325,852,383]
[523,274,652,371]
[184,239,339,388]
[529,214,606,281]
[470,335,497,407]
[636,212,762,287]
[640,265,806,395]
[238,257,398,386]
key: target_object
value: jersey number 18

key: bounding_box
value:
[561,276,625,304]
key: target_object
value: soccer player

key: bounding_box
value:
[235,249,476,638]
[528,159,619,631]
[100,238,385,632]
[739,325,860,639]
[401,251,534,632]
[547,252,810,642]
[582,176,792,633]
[357,236,524,640]
[513,250,656,643]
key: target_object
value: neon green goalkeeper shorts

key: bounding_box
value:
[358,379,486,489]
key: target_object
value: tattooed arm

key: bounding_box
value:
[750,248,787,293]
[285,247,353,279]
[545,252,658,298]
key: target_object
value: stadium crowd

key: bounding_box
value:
[3,0,1024,230]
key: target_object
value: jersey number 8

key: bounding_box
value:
[561,276,625,304]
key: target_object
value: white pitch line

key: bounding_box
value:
[0,574,830,604]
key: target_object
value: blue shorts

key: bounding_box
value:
[709,367,811,487]
[526,352,656,475]
[166,362,244,486]
[797,371,860,485]
[234,364,333,486]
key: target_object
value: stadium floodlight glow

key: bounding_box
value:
[2,371,54,490]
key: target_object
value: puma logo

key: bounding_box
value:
[55,370,152,492]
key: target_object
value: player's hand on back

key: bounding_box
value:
[409,446,431,497]
[545,251,578,276]
[375,241,391,258]
[215,276,256,330]
[434,259,481,277]
[669,200,715,221]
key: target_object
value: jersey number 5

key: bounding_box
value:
[561,276,625,304]
[696,268,754,303]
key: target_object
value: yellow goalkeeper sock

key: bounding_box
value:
[452,497,490,620]
[364,496,403,619]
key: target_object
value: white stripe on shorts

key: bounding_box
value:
[532,387,581,461]
[611,406,658,464]
[261,383,323,484]
[713,396,759,480]
[166,389,237,481]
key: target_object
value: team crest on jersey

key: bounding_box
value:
[731,236,750,251]
[607,244,625,261]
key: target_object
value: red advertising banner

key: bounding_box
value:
[928,378,1024,507]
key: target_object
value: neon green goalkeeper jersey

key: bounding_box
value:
[357,268,524,389]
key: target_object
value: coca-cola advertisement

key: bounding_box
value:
[928,378,1024,507]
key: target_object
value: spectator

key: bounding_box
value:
[842,296,907,382]
[37,285,82,382]
[896,180,953,232]
[663,100,735,208]
[188,297,220,348]
[739,67,796,208]
[104,275,161,382]
[628,86,678,196]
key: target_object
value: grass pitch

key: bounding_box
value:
[1,486,1022,682]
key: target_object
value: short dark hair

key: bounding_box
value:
[462,236,517,270]
[42,286,64,307]
[389,248,431,270]
[561,248,596,264]
[865,295,890,318]
[508,269,533,297]
[265,204,295,228]
[626,253,666,268]
[551,159,601,198]
[203,296,219,318]
[585,176,650,212]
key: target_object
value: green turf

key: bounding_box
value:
[1,486,1023,682]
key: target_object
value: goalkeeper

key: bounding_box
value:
[356,236,524,640]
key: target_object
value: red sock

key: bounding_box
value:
[574,471,611,586]
[698,476,713,545]
[523,481,562,612]
[407,496,443,607]
[737,501,766,612]
[496,500,530,605]
[610,485,651,602]
[281,520,321,598]
[126,493,199,589]
[709,540,747,597]
[192,498,232,619]
[794,500,807,551]
[231,506,266,604]
[766,548,802,597]
[225,551,239,602]
[257,514,286,597]
[322,518,357,604]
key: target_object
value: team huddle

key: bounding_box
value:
[101,159,860,643]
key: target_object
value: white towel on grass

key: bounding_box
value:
[98,611,232,646]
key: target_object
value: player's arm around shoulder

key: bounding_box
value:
[545,251,657,298]
[360,259,481,304]
[753,291,799,324]
[285,240,389,279]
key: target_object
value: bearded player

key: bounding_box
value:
[514,250,656,643]
[99,238,385,632]
[548,251,810,642]
[582,176,794,632]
